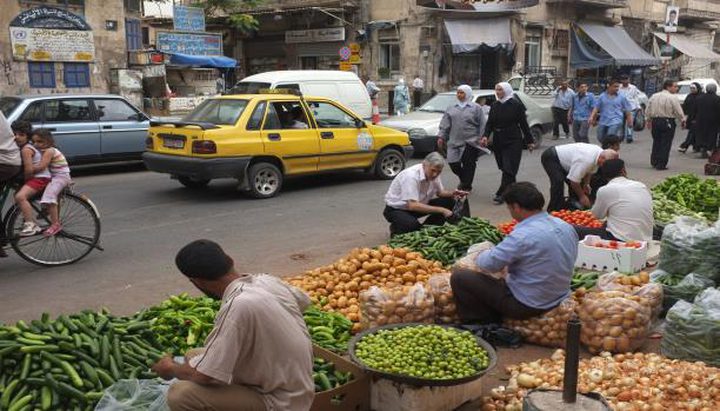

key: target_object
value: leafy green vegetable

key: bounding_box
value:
[653,174,720,221]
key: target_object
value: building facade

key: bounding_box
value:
[0,0,143,96]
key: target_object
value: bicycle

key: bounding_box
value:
[0,182,103,266]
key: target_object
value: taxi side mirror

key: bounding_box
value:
[354,118,366,128]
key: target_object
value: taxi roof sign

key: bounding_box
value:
[258,88,303,96]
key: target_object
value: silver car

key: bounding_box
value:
[380,89,553,155]
[0,94,149,164]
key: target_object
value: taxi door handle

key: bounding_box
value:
[268,133,281,141]
[321,132,334,139]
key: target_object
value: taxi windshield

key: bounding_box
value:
[184,99,249,126]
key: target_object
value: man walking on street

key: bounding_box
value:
[551,80,574,139]
[589,79,633,145]
[645,79,685,170]
[690,83,720,159]
[568,82,595,143]
[412,75,425,109]
[618,75,642,143]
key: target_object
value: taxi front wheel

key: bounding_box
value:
[374,149,406,180]
[247,162,283,199]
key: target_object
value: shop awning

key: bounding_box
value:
[167,53,237,69]
[572,23,659,68]
[443,18,512,54]
[653,32,720,60]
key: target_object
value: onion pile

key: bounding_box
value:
[578,291,652,354]
[481,350,720,411]
[503,298,577,348]
[286,246,445,333]
[427,273,460,324]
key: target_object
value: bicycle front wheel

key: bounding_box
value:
[7,192,101,266]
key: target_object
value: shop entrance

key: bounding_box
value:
[451,50,500,89]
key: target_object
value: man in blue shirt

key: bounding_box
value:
[450,182,578,324]
[568,82,595,143]
[551,80,575,139]
[589,79,633,144]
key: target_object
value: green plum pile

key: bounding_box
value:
[353,325,490,380]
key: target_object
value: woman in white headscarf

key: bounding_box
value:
[393,78,410,116]
[437,84,487,191]
[480,82,535,204]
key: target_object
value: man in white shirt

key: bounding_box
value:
[541,143,619,211]
[574,159,653,241]
[618,75,642,143]
[384,152,468,235]
[0,111,21,184]
[412,75,425,109]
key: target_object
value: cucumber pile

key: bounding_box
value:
[388,217,504,265]
[313,356,353,392]
[304,306,352,353]
[0,311,165,411]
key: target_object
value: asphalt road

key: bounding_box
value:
[0,129,714,323]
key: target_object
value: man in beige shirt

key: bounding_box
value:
[645,79,685,170]
[152,240,315,411]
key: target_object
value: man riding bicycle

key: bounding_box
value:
[0,112,21,257]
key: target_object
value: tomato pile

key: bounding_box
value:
[591,240,643,249]
[498,210,603,235]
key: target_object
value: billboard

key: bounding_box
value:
[156,31,223,56]
[10,27,95,62]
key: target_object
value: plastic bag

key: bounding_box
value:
[426,273,460,324]
[503,298,578,348]
[451,241,506,279]
[359,283,434,329]
[577,291,652,354]
[658,217,720,282]
[661,288,720,366]
[656,272,716,315]
[95,379,170,411]
[595,272,663,319]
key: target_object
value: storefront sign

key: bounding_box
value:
[286,28,345,44]
[156,31,223,56]
[10,6,91,30]
[173,5,205,32]
[10,27,95,62]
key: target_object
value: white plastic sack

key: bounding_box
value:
[95,379,170,411]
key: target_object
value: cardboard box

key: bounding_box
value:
[311,345,370,411]
[575,235,648,273]
[370,376,484,411]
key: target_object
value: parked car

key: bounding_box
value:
[143,92,412,198]
[677,78,719,104]
[0,94,149,164]
[379,89,553,155]
[230,70,373,120]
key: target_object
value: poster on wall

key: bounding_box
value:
[10,27,95,62]
[664,6,680,33]
[156,31,223,56]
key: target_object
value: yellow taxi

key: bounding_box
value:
[143,92,413,198]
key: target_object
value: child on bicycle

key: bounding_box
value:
[12,121,52,237]
[31,129,73,237]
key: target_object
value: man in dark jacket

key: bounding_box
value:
[679,82,702,153]
[692,83,720,158]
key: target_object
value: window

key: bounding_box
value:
[28,63,55,88]
[19,102,44,122]
[308,101,357,129]
[94,99,140,122]
[379,43,400,74]
[126,18,142,51]
[44,99,93,122]
[246,102,266,130]
[183,99,248,126]
[64,63,90,88]
[263,102,310,130]
[0,97,22,118]
[524,35,541,69]
[124,0,141,12]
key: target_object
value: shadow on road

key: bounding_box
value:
[71,161,146,177]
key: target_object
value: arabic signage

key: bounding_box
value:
[416,0,539,12]
[286,28,345,44]
[156,31,223,56]
[10,27,95,62]
[10,6,91,30]
[173,5,206,32]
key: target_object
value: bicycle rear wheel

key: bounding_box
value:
[7,192,101,266]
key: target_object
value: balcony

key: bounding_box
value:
[676,0,720,21]
[546,0,628,9]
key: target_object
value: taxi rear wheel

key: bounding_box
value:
[247,162,283,199]
[374,149,405,180]
[178,176,211,189]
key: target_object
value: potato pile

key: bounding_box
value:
[286,246,445,333]
[578,290,652,353]
[359,283,435,329]
[597,272,663,318]
[427,273,460,324]
[503,298,577,348]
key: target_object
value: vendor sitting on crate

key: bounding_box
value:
[574,159,654,242]
[450,183,578,324]
[383,152,469,236]
[152,240,315,411]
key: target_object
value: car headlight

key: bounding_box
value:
[407,128,428,139]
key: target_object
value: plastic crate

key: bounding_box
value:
[575,235,648,273]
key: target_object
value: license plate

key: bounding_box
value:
[163,137,185,149]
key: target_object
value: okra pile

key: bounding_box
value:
[0,311,165,411]
[388,217,504,265]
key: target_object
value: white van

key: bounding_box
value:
[231,70,372,119]
[677,78,719,104]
